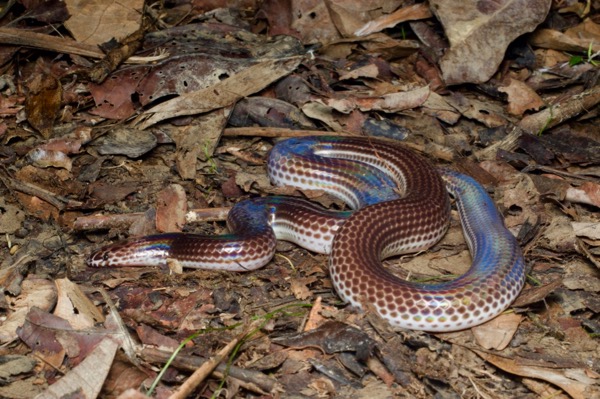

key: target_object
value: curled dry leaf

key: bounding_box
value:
[91,127,157,158]
[473,350,599,399]
[315,86,430,114]
[38,337,120,399]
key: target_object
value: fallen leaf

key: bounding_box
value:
[471,313,522,350]
[25,71,62,139]
[55,278,105,330]
[38,337,120,398]
[498,77,545,116]
[474,350,600,399]
[63,0,144,45]
[0,277,56,344]
[136,57,302,129]
[156,184,187,232]
[430,0,552,84]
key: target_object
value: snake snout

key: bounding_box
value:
[87,249,110,267]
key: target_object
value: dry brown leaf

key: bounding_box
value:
[354,3,432,36]
[316,86,430,113]
[291,0,340,44]
[324,0,410,37]
[63,0,144,45]
[25,72,61,139]
[474,350,600,399]
[39,337,120,398]
[0,277,56,344]
[566,181,600,208]
[530,24,600,53]
[26,148,73,171]
[156,184,188,232]
[421,92,461,124]
[471,313,522,350]
[171,109,231,179]
[290,278,313,300]
[572,222,600,241]
[430,0,551,84]
[55,278,105,330]
[498,77,545,116]
[444,92,507,127]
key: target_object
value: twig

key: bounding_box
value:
[141,347,277,394]
[72,206,231,231]
[0,27,167,63]
[519,85,600,134]
[168,323,257,399]
[0,171,82,210]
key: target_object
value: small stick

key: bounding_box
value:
[0,172,82,210]
[168,322,259,399]
[519,85,600,134]
[141,347,276,394]
[72,207,230,231]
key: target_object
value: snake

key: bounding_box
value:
[88,136,526,332]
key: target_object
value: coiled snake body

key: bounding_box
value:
[88,136,525,332]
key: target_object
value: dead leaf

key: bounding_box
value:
[55,278,105,330]
[136,57,302,129]
[291,0,340,44]
[530,21,600,53]
[471,313,522,350]
[354,3,432,36]
[63,0,144,45]
[290,278,314,300]
[25,72,62,139]
[315,86,430,114]
[0,277,56,344]
[26,148,73,170]
[38,337,120,398]
[474,350,600,399]
[430,0,552,84]
[498,77,545,116]
[171,108,230,179]
[156,184,187,232]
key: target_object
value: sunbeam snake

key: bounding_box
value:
[88,136,526,332]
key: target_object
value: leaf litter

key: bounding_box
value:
[0,1,598,398]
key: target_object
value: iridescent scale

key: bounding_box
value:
[88,136,526,332]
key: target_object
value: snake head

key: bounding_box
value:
[87,235,172,267]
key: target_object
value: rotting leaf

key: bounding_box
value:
[430,0,552,84]
[136,57,302,129]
